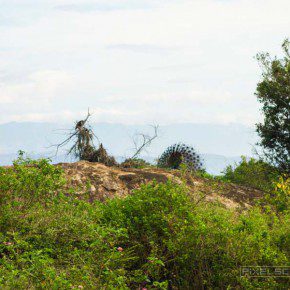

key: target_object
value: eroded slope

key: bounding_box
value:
[59,161,264,209]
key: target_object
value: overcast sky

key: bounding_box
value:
[0,0,289,125]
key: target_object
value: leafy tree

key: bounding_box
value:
[255,39,290,173]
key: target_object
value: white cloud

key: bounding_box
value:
[1,111,75,123]
[0,0,289,126]
[0,70,74,105]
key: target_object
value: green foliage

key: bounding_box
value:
[195,169,225,181]
[0,151,65,213]
[0,155,289,289]
[121,158,151,169]
[263,175,290,213]
[0,154,132,289]
[255,39,290,173]
[102,182,289,289]
[222,156,279,191]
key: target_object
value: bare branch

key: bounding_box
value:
[131,125,159,159]
[51,109,98,158]
[51,131,78,156]
[75,108,91,130]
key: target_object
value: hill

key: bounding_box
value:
[60,161,263,209]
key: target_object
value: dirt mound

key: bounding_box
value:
[59,161,264,209]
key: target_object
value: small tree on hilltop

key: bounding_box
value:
[255,39,290,173]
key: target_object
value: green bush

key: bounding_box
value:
[121,158,151,169]
[0,155,132,289]
[102,182,289,289]
[222,156,279,191]
[0,155,289,289]
[0,151,65,206]
[263,175,290,213]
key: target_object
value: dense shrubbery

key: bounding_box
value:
[263,175,290,213]
[0,156,289,289]
[221,157,289,213]
[222,156,280,192]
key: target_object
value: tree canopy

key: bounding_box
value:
[256,39,290,173]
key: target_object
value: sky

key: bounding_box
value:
[0,0,289,126]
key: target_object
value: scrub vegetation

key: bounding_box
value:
[0,154,289,289]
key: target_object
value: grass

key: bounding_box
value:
[0,155,289,289]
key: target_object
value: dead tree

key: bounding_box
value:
[53,109,116,166]
[131,125,159,159]
[121,125,159,168]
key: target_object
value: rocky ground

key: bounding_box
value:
[59,161,264,209]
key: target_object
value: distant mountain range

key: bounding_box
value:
[0,122,259,174]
